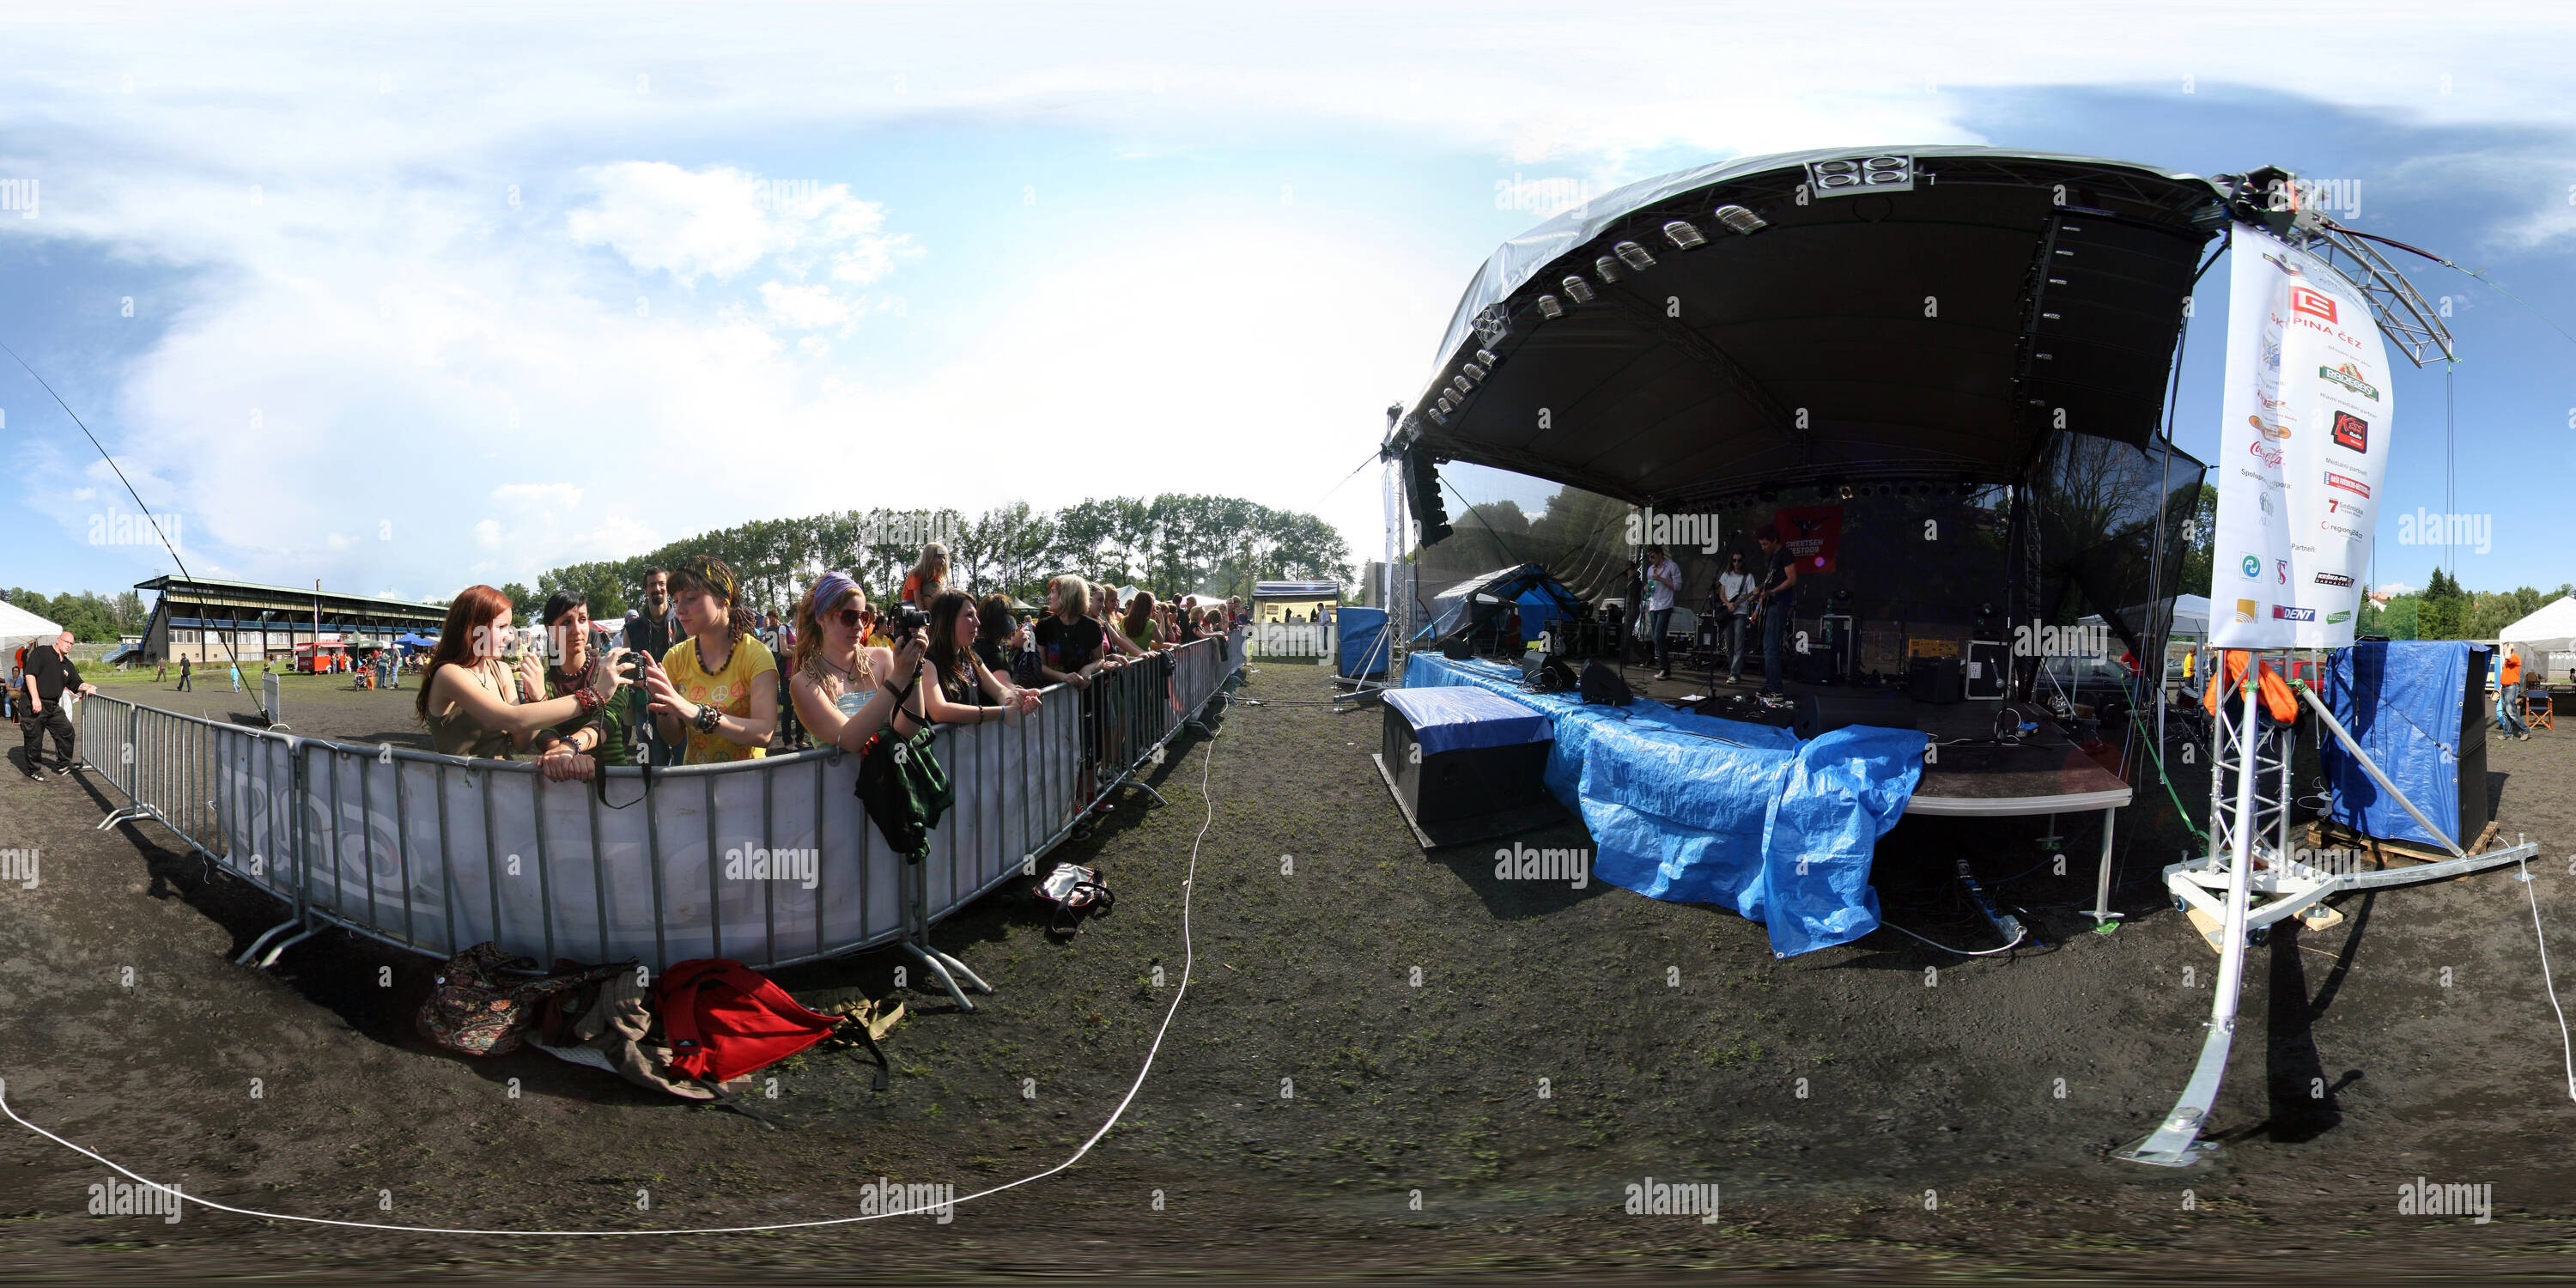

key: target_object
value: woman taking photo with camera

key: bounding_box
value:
[637,555,778,764]
[416,584,625,781]
[537,588,638,771]
[788,570,929,754]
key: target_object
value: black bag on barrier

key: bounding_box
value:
[855,724,953,861]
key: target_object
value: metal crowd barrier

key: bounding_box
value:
[76,629,1245,1008]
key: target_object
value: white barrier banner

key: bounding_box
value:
[2209,224,2392,648]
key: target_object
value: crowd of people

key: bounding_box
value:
[407,543,1251,781]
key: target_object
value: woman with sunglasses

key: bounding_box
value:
[788,571,929,754]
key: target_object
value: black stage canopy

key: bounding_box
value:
[1388,147,2225,511]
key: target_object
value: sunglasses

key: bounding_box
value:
[837,607,874,629]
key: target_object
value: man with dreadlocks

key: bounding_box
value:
[639,554,781,764]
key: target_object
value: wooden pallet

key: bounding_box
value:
[2301,817,2500,869]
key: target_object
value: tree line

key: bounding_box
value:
[521,495,1352,621]
[2359,571,2572,641]
[2,588,151,642]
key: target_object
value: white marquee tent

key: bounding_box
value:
[1,599,67,682]
[2500,596,2576,675]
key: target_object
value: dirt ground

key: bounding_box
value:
[5,662,2576,1282]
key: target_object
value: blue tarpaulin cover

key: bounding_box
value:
[2324,640,2488,848]
[1401,653,1925,956]
[1337,606,1390,678]
[1384,686,1555,756]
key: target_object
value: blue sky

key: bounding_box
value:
[4,3,2572,608]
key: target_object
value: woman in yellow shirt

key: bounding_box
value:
[638,555,780,763]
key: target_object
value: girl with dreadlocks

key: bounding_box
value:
[639,554,780,763]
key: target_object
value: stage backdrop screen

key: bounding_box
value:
[2209,224,2391,649]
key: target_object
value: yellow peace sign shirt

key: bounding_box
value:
[661,635,778,764]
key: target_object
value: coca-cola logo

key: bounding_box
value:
[2249,440,2284,469]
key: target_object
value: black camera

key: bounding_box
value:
[617,647,649,685]
[892,605,932,636]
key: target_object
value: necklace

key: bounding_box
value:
[693,633,732,677]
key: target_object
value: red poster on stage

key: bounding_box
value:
[1768,505,1841,574]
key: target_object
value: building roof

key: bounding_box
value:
[136,574,448,617]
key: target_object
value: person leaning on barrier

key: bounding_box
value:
[1121,589,1174,651]
[924,592,1043,726]
[973,593,1040,688]
[18,629,96,782]
[537,588,639,770]
[1036,573,1115,691]
[788,570,929,753]
[1092,582,1149,659]
[416,585,623,781]
[640,555,778,764]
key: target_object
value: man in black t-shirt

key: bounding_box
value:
[19,631,96,780]
[1754,531,1799,696]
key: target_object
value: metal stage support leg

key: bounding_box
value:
[902,941,978,1012]
[236,916,309,968]
[2089,805,2122,931]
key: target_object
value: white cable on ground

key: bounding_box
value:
[1879,920,2027,957]
[0,699,1227,1236]
[2516,855,2576,1103]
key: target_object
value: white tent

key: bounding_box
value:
[1,599,66,683]
[2500,596,2576,653]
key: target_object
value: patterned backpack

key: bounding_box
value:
[416,942,635,1057]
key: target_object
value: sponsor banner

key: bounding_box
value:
[1766,504,1842,574]
[2208,226,2392,648]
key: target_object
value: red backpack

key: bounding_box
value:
[653,959,886,1089]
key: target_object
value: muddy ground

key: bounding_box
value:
[3,662,2574,1281]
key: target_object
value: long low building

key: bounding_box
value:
[137,574,449,665]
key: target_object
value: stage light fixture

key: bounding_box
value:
[1614,240,1656,270]
[1462,362,1486,382]
[1475,347,1502,367]
[1662,220,1706,250]
[1877,483,1893,497]
[1838,483,1856,501]
[1594,255,1621,284]
[1449,376,1472,398]
[1535,294,1564,319]
[1713,204,1767,234]
[1437,393,1455,414]
[1425,407,1449,426]
[1562,275,1595,304]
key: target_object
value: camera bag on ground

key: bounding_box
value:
[856,722,953,860]
[1034,861,1115,936]
[1578,661,1633,708]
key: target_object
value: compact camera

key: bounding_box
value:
[892,605,932,636]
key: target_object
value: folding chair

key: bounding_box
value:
[2524,690,2553,732]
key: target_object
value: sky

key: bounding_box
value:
[4,1,2573,611]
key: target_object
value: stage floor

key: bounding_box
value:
[1441,653,2135,818]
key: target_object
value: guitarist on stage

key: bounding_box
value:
[1753,529,1799,697]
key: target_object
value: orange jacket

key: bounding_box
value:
[2502,653,2523,686]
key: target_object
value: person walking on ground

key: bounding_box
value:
[2498,646,2532,742]
[18,629,97,781]
[229,659,244,693]
[177,655,192,691]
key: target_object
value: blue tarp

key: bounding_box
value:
[1414,564,1584,646]
[1337,606,1390,678]
[1401,653,1925,956]
[1384,686,1554,755]
[2324,640,2488,848]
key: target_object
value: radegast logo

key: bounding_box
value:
[2321,361,2380,401]
[1625,507,1723,555]
[1495,842,1590,889]
[2273,605,2318,622]
[1625,1176,1721,1224]
[2330,410,2369,453]
[88,1178,183,1224]
[2398,1177,2493,1224]
[859,1176,955,1223]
